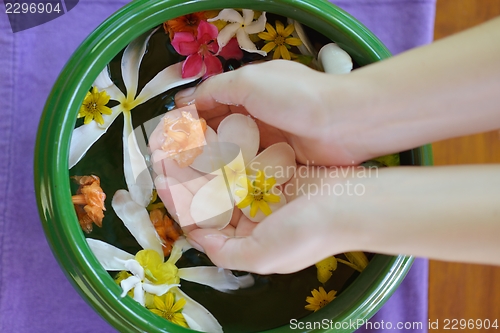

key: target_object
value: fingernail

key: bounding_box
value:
[175,87,196,105]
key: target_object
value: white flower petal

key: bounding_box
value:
[244,12,267,34]
[190,175,234,229]
[142,282,179,296]
[217,114,259,164]
[241,9,254,26]
[171,288,223,333]
[86,238,133,270]
[123,111,154,207]
[247,142,296,184]
[318,43,353,74]
[112,189,163,257]
[189,127,221,174]
[93,66,126,102]
[178,267,254,292]
[236,29,266,56]
[241,189,287,222]
[120,276,141,297]
[123,259,145,279]
[133,281,145,306]
[69,105,124,168]
[207,8,243,23]
[217,23,241,48]
[134,62,203,106]
[288,19,317,58]
[167,240,184,265]
[121,28,158,101]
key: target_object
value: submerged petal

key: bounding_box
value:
[86,238,134,270]
[178,267,254,292]
[318,43,353,74]
[120,276,141,297]
[69,105,124,168]
[190,175,234,229]
[112,189,163,257]
[121,28,158,101]
[247,142,296,184]
[171,288,223,333]
[122,111,154,207]
[217,114,259,164]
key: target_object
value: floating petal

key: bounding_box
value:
[93,66,126,102]
[134,62,204,106]
[247,142,296,184]
[236,29,266,56]
[244,12,267,34]
[69,105,124,168]
[190,175,234,229]
[86,238,134,270]
[318,43,353,74]
[207,8,243,24]
[112,189,163,257]
[121,28,158,101]
[142,283,179,296]
[171,288,223,333]
[122,111,154,207]
[178,267,254,292]
[120,275,141,297]
[217,114,259,164]
[217,23,240,48]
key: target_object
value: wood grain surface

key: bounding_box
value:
[429,0,500,331]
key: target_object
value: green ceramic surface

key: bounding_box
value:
[35,0,434,332]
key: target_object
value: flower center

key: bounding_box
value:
[275,35,285,46]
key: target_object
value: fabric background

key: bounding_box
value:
[0,0,435,332]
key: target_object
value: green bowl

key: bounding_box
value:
[34,0,433,332]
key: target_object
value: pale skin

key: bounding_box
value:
[158,17,500,274]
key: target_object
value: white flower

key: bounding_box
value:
[69,28,203,207]
[151,114,296,229]
[318,43,353,74]
[208,9,267,56]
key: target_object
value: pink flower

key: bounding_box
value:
[172,21,243,79]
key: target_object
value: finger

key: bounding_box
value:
[155,175,196,228]
[187,195,335,274]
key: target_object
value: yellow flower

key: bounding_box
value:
[78,86,112,125]
[305,287,337,312]
[258,21,302,60]
[135,249,180,285]
[236,170,281,218]
[149,292,189,328]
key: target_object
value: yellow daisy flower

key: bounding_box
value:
[305,287,337,312]
[149,292,188,328]
[258,20,302,60]
[78,86,112,125]
[236,170,281,218]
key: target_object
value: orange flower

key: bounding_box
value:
[149,209,183,256]
[162,110,207,168]
[72,175,106,233]
[163,11,209,40]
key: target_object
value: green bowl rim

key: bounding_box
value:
[34,0,432,332]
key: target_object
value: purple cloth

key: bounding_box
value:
[0,1,434,332]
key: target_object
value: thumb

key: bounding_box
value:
[186,195,336,274]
